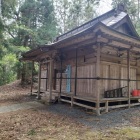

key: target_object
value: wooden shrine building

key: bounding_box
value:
[22,4,140,115]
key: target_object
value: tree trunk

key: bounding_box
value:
[21,62,26,85]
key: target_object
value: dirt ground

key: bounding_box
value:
[0,81,140,140]
[0,81,33,106]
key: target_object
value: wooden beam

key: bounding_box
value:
[100,26,140,46]
[98,35,140,52]
[59,56,63,102]
[57,32,96,48]
[105,101,109,113]
[49,59,53,102]
[101,33,139,48]
[96,43,101,116]
[46,63,48,91]
[59,39,97,52]
[30,61,34,95]
[37,62,41,99]
[127,50,131,108]
[73,102,96,110]
[75,48,78,96]
[109,41,131,49]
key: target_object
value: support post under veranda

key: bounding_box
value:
[59,56,63,102]
[37,62,41,99]
[96,43,101,116]
[30,61,34,95]
[49,59,53,103]
[74,48,78,96]
[127,49,130,108]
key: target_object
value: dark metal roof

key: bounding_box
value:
[56,9,116,41]
[55,8,139,42]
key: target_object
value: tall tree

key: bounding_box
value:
[112,0,137,25]
[53,0,100,34]
[0,0,57,85]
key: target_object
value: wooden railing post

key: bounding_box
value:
[96,43,101,115]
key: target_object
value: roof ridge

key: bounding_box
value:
[55,8,116,41]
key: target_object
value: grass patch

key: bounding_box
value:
[27,129,36,136]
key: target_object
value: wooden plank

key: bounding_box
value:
[102,97,128,102]
[60,99,72,104]
[73,102,96,110]
[96,43,101,115]
[108,104,129,109]
[131,96,140,99]
[109,41,130,49]
[74,96,96,102]
[101,61,138,69]
[57,33,96,49]
[130,102,140,107]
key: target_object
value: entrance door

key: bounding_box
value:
[66,65,71,93]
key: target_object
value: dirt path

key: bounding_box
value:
[0,101,44,114]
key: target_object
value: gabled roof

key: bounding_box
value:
[56,5,139,42]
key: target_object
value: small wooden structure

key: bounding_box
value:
[22,5,140,115]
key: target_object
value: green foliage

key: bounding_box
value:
[0,0,57,86]
[27,129,36,136]
[111,0,140,33]
[112,0,137,19]
[53,0,100,33]
[1,0,17,18]
[0,50,17,85]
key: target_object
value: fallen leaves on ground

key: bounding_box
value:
[0,81,140,140]
[0,80,32,106]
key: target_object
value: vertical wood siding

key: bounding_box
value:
[41,62,137,99]
[41,70,47,91]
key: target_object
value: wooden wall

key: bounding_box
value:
[41,70,47,91]
[54,62,137,99]
[40,46,138,99]
[100,63,137,98]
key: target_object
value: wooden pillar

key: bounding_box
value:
[127,50,130,108]
[30,61,34,95]
[74,48,78,96]
[59,57,63,101]
[96,43,101,115]
[49,59,53,102]
[37,62,41,99]
[46,63,48,91]
[105,101,109,113]
[136,59,139,89]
